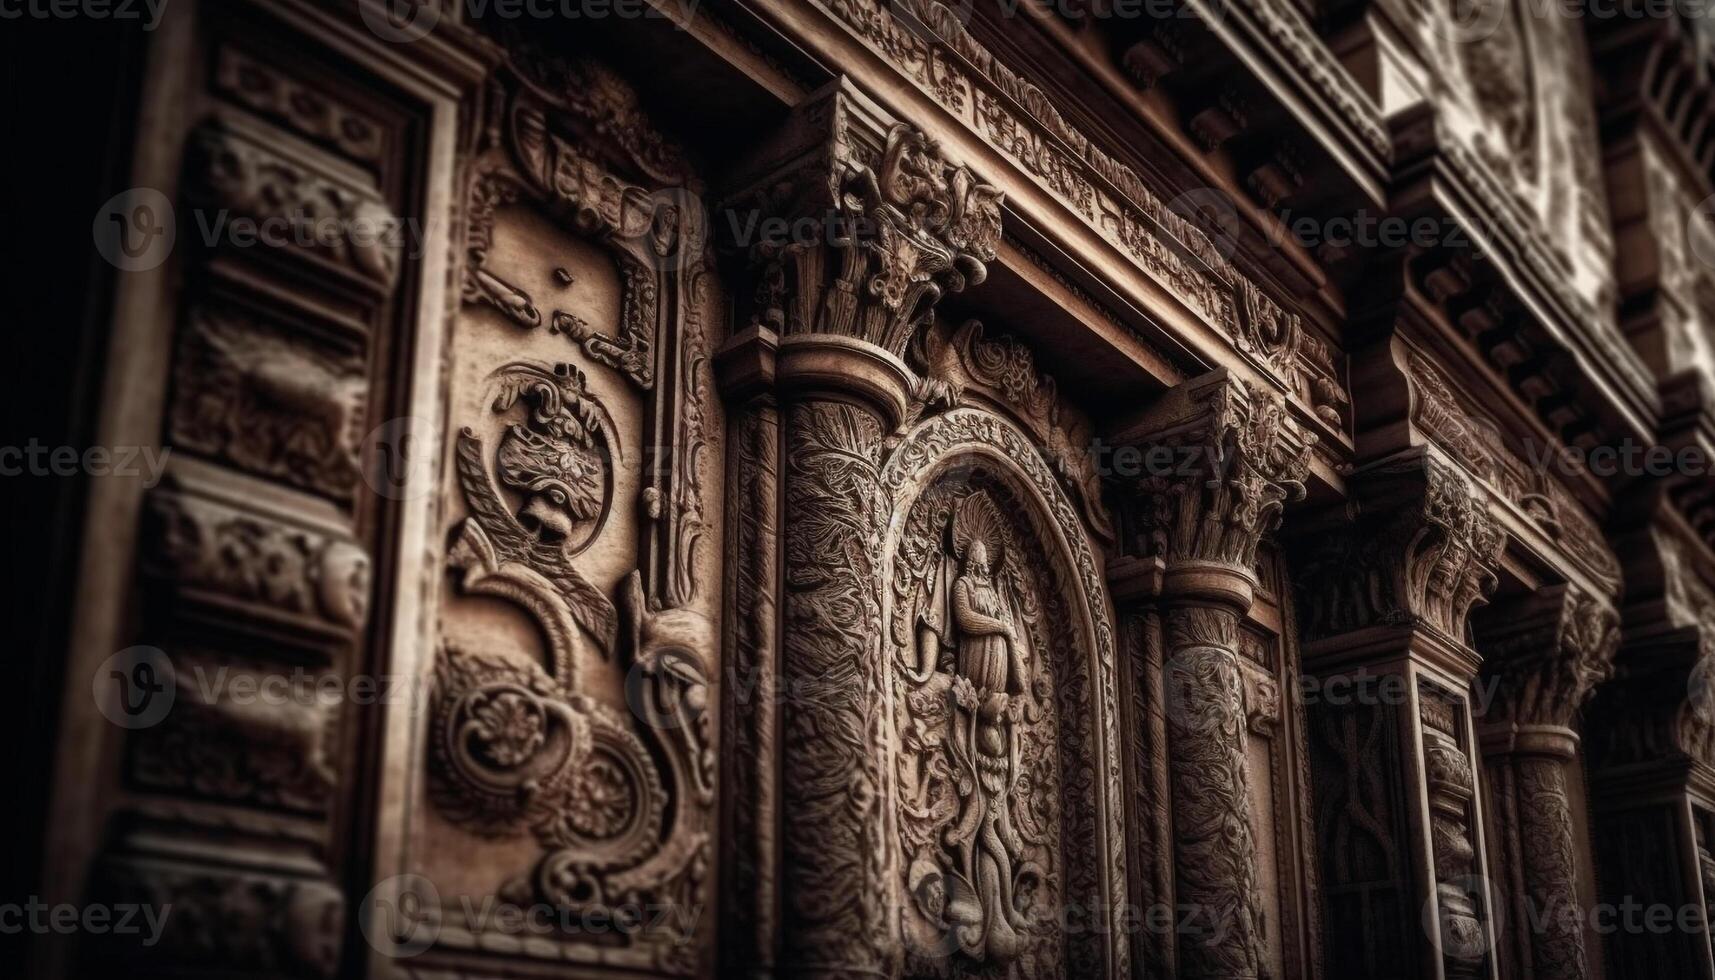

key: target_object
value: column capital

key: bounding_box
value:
[1297,450,1505,651]
[1475,584,1620,738]
[723,78,1003,428]
[1114,371,1313,611]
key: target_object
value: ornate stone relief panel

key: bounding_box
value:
[882,406,1129,978]
[1404,0,1615,317]
[397,44,721,974]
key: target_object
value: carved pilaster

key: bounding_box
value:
[1293,451,1506,980]
[1115,372,1312,980]
[1585,526,1715,979]
[1475,585,1620,980]
[721,80,1002,977]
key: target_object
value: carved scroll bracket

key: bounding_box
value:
[1112,369,1313,614]
[1296,450,1506,657]
[721,79,1002,431]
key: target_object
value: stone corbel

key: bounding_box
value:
[1297,450,1505,652]
[719,78,1003,430]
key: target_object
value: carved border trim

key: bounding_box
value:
[880,406,1130,977]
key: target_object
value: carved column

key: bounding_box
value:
[1294,451,1506,980]
[719,79,1001,977]
[1585,524,1715,980]
[1114,372,1312,980]
[1475,585,1619,980]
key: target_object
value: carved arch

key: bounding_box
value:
[879,407,1129,978]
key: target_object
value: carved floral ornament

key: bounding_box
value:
[732,94,1003,363]
[1298,453,1505,644]
[430,361,713,970]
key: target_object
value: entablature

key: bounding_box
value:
[718,0,1357,467]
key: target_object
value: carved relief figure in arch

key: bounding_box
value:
[909,491,1040,967]
[884,419,1128,979]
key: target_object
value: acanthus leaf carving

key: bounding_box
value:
[734,115,1002,366]
[1298,453,1504,643]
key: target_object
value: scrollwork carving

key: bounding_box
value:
[430,358,713,969]
[1298,455,1504,643]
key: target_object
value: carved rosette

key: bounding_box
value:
[1116,373,1313,980]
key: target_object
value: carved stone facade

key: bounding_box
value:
[14,2,1715,980]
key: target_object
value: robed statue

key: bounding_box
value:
[910,493,1038,966]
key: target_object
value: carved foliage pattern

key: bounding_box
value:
[1164,604,1265,979]
[779,399,891,974]
[881,407,1128,977]
[169,307,367,502]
